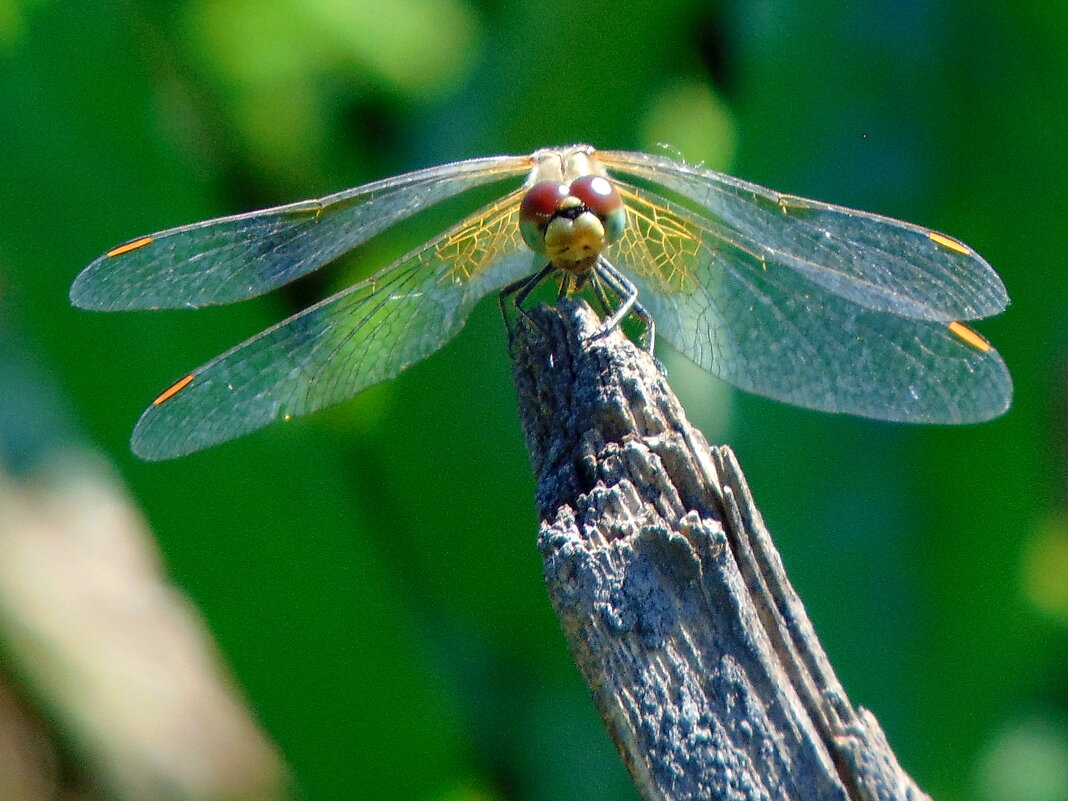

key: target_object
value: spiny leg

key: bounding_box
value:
[499,262,555,325]
[557,272,574,302]
[592,259,655,352]
[631,299,655,353]
[588,270,618,319]
[591,260,635,334]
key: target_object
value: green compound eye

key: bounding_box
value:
[568,175,625,243]
[520,181,569,252]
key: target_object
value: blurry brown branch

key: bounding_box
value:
[509,299,930,801]
[0,456,288,801]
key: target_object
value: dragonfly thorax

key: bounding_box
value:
[519,175,626,273]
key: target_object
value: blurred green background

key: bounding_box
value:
[1,0,1066,799]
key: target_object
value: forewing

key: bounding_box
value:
[608,185,1011,423]
[598,150,1008,322]
[132,190,533,459]
[72,154,532,311]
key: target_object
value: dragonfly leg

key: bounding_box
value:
[557,272,574,301]
[589,270,617,318]
[593,260,656,354]
[632,300,656,354]
[499,262,556,331]
[592,260,635,335]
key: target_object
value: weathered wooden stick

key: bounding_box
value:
[508,298,931,801]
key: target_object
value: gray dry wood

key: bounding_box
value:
[508,299,932,801]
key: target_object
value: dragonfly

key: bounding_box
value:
[71,144,1011,460]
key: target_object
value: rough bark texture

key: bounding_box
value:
[508,299,932,801]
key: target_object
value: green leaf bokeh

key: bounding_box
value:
[1,1,1066,799]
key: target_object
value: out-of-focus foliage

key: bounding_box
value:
[0,452,287,801]
[0,0,1065,800]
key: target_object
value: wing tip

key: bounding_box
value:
[70,260,128,311]
[69,266,98,309]
[131,421,190,462]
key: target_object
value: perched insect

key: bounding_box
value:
[71,144,1011,460]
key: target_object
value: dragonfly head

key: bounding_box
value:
[520,175,626,272]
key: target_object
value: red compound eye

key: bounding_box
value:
[568,174,626,244]
[520,181,569,224]
[568,175,623,216]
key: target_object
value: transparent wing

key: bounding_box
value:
[132,190,533,459]
[608,185,1011,423]
[72,154,533,311]
[598,150,1008,322]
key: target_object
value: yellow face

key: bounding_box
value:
[519,174,626,273]
[542,196,610,272]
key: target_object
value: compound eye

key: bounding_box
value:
[520,181,569,225]
[568,175,622,215]
[568,175,625,244]
[520,181,569,253]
